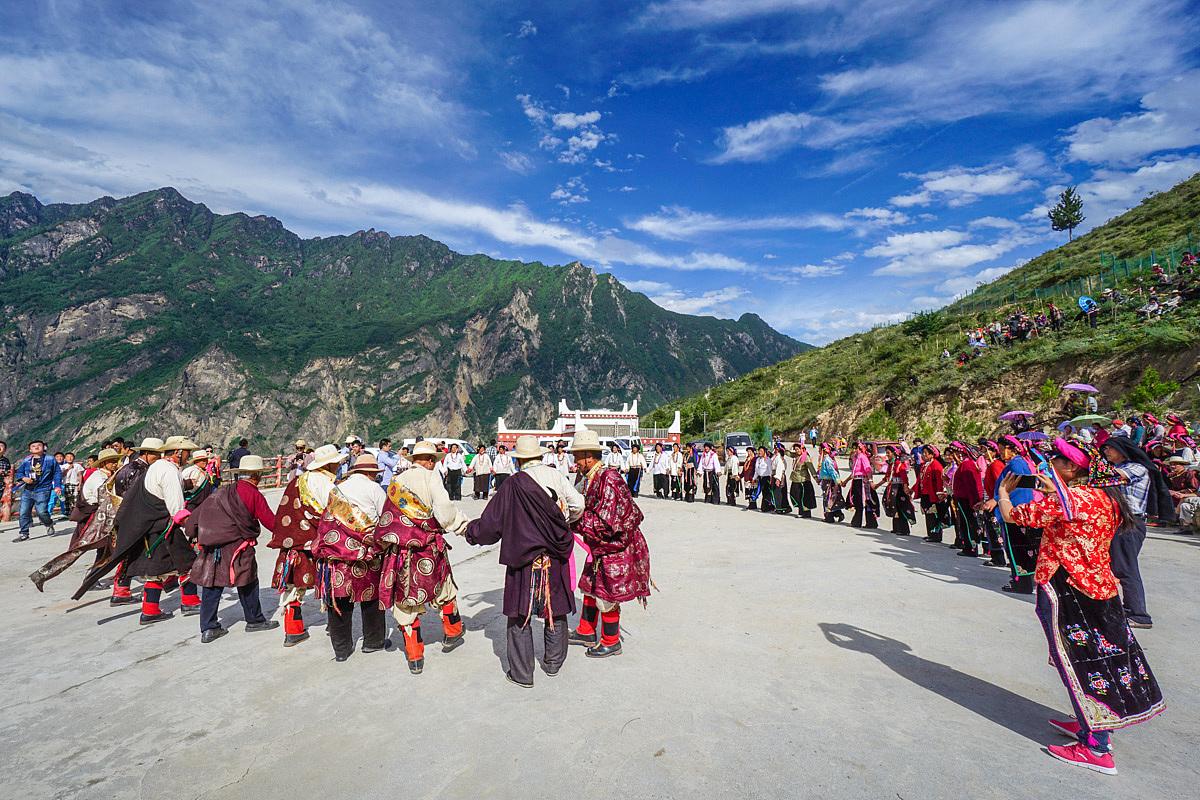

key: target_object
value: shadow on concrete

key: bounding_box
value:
[819,622,1059,743]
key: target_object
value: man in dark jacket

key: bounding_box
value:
[463,435,580,687]
[187,455,278,643]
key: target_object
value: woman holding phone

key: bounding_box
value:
[996,437,1164,775]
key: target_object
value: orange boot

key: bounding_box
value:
[401,619,424,674]
[440,600,465,653]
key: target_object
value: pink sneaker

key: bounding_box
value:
[1046,743,1117,775]
[1048,718,1081,738]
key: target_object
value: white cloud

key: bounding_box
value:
[890,156,1040,208]
[639,0,833,29]
[846,206,910,225]
[866,225,1042,276]
[1064,71,1200,165]
[516,20,538,38]
[618,65,710,89]
[935,265,1017,295]
[551,110,601,129]
[617,185,637,192]
[1076,155,1200,226]
[498,151,535,174]
[789,264,846,277]
[621,279,674,293]
[648,285,749,316]
[710,112,889,163]
[517,94,549,125]
[626,203,908,240]
[550,176,589,205]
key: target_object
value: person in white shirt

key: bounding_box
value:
[386,441,471,674]
[603,443,627,472]
[649,443,670,498]
[669,443,684,500]
[722,447,741,506]
[625,444,647,497]
[442,444,466,500]
[468,446,493,500]
[394,446,413,475]
[771,444,792,514]
[754,445,774,513]
[699,443,721,504]
[62,453,84,511]
[492,444,515,490]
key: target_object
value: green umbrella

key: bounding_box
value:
[1070,414,1111,427]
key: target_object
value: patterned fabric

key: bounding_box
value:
[367,484,454,609]
[1037,568,1165,731]
[311,488,382,603]
[573,466,651,604]
[1011,486,1120,599]
[1078,441,1127,489]
[268,473,327,591]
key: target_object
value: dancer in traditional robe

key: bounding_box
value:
[373,442,470,674]
[788,443,818,518]
[187,455,279,643]
[650,443,669,499]
[469,446,492,500]
[949,441,985,556]
[625,444,646,498]
[312,454,389,662]
[29,448,122,592]
[818,444,844,523]
[269,444,342,646]
[566,430,651,658]
[699,443,720,504]
[463,435,583,687]
[492,444,515,491]
[842,442,878,527]
[181,450,218,510]
[668,444,684,500]
[916,445,949,542]
[723,446,741,506]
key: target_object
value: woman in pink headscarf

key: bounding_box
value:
[840,441,878,528]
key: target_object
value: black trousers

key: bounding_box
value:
[494,473,509,490]
[446,469,463,500]
[952,499,981,552]
[790,480,814,517]
[1003,522,1040,592]
[326,596,387,658]
[626,468,643,497]
[199,581,266,632]
[652,473,668,497]
[683,471,696,502]
[758,477,775,512]
[507,615,567,684]
[1110,518,1151,624]
[849,478,877,527]
[725,477,740,505]
[670,476,682,499]
[773,479,791,513]
[921,499,949,541]
[702,470,720,503]
[982,514,1007,565]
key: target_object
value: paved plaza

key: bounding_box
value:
[1,491,1197,799]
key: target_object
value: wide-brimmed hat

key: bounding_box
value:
[307,444,346,471]
[94,448,121,467]
[160,435,199,452]
[232,454,271,474]
[410,441,445,460]
[346,454,382,474]
[1165,455,1190,465]
[190,450,211,463]
[135,437,164,453]
[511,435,547,460]
[344,435,362,445]
[294,439,308,448]
[568,429,604,454]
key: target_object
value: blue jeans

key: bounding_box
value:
[19,488,53,536]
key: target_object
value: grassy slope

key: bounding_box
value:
[645,172,1200,440]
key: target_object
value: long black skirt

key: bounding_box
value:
[1035,568,1165,732]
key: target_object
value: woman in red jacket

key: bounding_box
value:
[949,442,984,556]
[917,445,948,542]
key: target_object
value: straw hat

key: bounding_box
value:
[410,441,444,460]
[135,437,164,453]
[232,454,271,473]
[344,435,362,445]
[306,444,346,472]
[346,454,382,474]
[94,448,121,467]
[568,429,603,454]
[160,435,199,452]
[511,434,547,461]
[190,450,211,463]
[1165,455,1190,465]
[294,439,308,448]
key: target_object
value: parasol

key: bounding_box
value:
[998,410,1035,421]
[1062,383,1099,393]
[1016,431,1048,441]
[1070,414,1111,427]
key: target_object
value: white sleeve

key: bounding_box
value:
[558,472,586,523]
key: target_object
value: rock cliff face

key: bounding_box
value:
[0,188,808,451]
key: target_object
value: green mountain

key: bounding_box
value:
[0,188,808,452]
[645,172,1200,443]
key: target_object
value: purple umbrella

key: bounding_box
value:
[998,410,1035,421]
[1062,383,1099,393]
[1057,420,1074,431]
[1016,431,1048,441]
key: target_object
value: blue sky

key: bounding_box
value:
[2,0,1199,344]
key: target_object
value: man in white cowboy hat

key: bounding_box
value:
[29,447,124,592]
[180,449,218,510]
[462,434,583,687]
[372,440,470,675]
[103,436,164,605]
[566,429,652,659]
[267,443,344,648]
[77,435,203,623]
[187,454,280,643]
[311,453,390,662]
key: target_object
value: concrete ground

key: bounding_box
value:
[0,490,1196,799]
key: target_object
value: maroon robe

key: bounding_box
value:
[465,470,576,619]
[311,488,382,604]
[366,483,454,608]
[267,474,324,591]
[188,481,275,588]
[574,467,652,604]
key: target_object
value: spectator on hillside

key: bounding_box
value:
[227,438,250,469]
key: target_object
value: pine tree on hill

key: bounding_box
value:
[1048,186,1085,242]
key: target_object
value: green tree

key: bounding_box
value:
[1120,367,1179,414]
[1039,378,1059,404]
[1048,186,1085,242]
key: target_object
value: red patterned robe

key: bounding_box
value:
[366,483,454,609]
[268,471,331,592]
[311,486,383,604]
[574,466,651,604]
